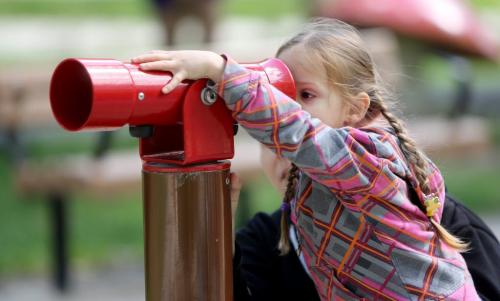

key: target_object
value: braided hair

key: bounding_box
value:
[372,92,468,251]
[278,164,299,255]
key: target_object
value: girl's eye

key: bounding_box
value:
[299,91,315,101]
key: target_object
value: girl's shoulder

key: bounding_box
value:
[359,125,394,137]
[355,126,413,174]
[351,126,401,155]
[361,126,444,193]
[339,125,394,142]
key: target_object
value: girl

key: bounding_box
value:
[132,18,479,300]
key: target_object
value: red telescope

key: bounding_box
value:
[50,56,295,301]
[50,58,295,165]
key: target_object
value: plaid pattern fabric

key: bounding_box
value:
[217,57,480,300]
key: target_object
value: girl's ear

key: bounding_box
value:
[345,92,370,126]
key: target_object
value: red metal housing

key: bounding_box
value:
[50,58,295,165]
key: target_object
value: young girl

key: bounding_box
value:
[132,18,479,300]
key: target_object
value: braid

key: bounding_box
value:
[374,97,430,194]
[373,92,469,252]
[278,163,299,255]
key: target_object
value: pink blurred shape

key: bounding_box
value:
[318,0,499,60]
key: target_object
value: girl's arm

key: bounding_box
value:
[132,51,404,193]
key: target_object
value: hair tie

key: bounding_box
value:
[424,195,441,217]
[280,202,291,212]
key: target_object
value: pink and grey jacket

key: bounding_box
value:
[217,56,479,300]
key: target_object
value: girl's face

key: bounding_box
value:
[261,45,351,195]
[278,45,348,129]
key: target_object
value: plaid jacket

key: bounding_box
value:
[217,56,479,300]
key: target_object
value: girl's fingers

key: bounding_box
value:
[131,52,171,63]
[139,60,178,71]
[162,72,185,94]
[131,55,158,63]
[230,173,242,220]
[230,173,242,191]
[230,173,242,203]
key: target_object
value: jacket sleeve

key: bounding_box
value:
[217,56,405,193]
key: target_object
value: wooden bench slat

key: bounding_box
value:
[16,138,264,197]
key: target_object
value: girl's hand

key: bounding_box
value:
[131,50,225,94]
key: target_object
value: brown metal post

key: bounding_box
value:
[142,161,233,301]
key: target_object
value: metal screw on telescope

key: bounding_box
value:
[201,80,217,106]
[200,79,241,135]
[138,92,145,101]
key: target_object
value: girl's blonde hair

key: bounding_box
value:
[276,18,468,255]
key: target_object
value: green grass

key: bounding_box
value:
[0,131,141,274]
[492,119,500,146]
[436,154,500,212]
[473,0,500,9]
[0,0,148,17]
[0,160,48,273]
[235,177,282,229]
[0,142,144,275]
[0,0,305,18]
[223,0,305,19]
[70,192,144,268]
